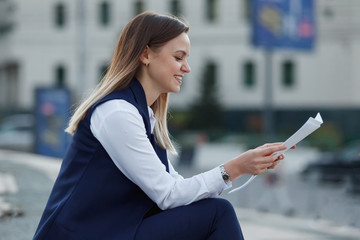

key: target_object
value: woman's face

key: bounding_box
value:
[147,32,191,93]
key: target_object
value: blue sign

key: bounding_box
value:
[35,88,71,158]
[252,0,315,50]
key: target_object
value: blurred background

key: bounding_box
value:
[0,0,359,239]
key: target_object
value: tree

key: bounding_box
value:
[188,61,223,130]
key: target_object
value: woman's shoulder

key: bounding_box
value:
[89,88,134,114]
[95,99,138,116]
[90,99,143,134]
[98,87,135,106]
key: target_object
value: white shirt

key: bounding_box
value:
[90,100,231,210]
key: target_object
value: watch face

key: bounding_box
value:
[223,174,229,181]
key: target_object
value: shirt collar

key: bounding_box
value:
[148,106,156,133]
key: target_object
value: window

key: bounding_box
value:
[0,63,19,108]
[170,0,181,17]
[323,6,334,19]
[243,0,252,23]
[243,61,256,88]
[206,0,218,22]
[202,62,218,98]
[55,3,66,28]
[134,0,144,16]
[205,62,216,82]
[0,2,15,36]
[282,60,295,87]
[55,65,66,87]
[99,1,111,26]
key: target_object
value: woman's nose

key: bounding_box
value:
[181,61,191,73]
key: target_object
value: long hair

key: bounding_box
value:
[65,12,189,153]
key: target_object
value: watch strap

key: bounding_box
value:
[219,164,230,183]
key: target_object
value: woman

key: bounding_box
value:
[33,12,287,240]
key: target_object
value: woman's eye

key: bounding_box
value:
[175,56,183,61]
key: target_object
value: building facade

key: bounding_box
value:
[0,0,359,140]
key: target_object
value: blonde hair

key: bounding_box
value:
[65,12,189,153]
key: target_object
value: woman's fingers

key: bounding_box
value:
[268,159,281,169]
[254,162,275,175]
[255,152,285,174]
[261,144,286,157]
[259,142,284,149]
[276,154,285,160]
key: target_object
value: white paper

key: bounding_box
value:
[276,112,323,155]
[228,113,323,194]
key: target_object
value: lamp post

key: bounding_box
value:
[263,49,274,141]
[76,0,87,97]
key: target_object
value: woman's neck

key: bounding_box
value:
[135,74,160,106]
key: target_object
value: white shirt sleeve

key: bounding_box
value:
[168,160,184,181]
[90,100,231,210]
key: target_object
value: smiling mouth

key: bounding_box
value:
[175,75,183,84]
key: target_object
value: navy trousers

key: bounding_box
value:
[135,198,244,240]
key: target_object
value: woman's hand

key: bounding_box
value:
[267,144,296,169]
[224,143,289,181]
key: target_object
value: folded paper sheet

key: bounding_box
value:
[228,113,323,194]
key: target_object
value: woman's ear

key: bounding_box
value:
[139,45,150,66]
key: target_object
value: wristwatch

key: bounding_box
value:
[219,164,230,183]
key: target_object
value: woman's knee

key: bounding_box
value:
[203,198,243,239]
[201,198,237,218]
[214,199,236,216]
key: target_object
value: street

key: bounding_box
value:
[1,148,360,240]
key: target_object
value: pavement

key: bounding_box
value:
[1,148,360,240]
[236,208,360,239]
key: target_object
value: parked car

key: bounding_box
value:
[0,114,35,152]
[347,172,360,194]
[301,140,360,185]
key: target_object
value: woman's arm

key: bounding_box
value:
[90,100,229,210]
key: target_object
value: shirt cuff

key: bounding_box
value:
[202,166,232,196]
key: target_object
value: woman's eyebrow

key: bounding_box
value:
[174,50,189,56]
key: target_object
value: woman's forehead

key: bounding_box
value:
[163,33,190,55]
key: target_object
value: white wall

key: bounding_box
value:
[1,0,360,110]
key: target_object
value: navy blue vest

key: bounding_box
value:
[33,79,168,240]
